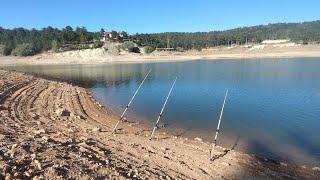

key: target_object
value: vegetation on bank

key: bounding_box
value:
[1,20,320,56]
[144,46,156,54]
[11,43,37,56]
[121,42,140,53]
[132,20,320,50]
[0,26,101,56]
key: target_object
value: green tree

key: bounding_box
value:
[120,31,128,41]
[0,44,5,55]
[11,43,36,56]
[100,28,105,34]
[61,26,76,43]
[76,27,89,44]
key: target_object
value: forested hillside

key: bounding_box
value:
[0,26,100,56]
[132,20,320,50]
[1,20,320,56]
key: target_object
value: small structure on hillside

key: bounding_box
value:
[101,31,128,42]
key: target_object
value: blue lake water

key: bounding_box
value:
[3,58,320,166]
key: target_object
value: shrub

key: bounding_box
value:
[175,47,184,52]
[131,47,140,53]
[195,45,202,52]
[144,46,155,54]
[121,42,135,51]
[77,44,90,50]
[104,44,120,55]
[51,40,60,52]
[3,46,13,56]
[0,44,12,56]
[63,44,90,51]
[121,41,140,53]
[93,41,104,48]
[11,43,36,56]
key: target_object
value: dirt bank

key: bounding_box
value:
[0,70,319,179]
[0,44,320,66]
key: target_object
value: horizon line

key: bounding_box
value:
[1,19,319,35]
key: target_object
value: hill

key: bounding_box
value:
[132,20,320,50]
[1,20,320,56]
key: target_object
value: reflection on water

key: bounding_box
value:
[3,58,320,166]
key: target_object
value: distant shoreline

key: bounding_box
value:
[0,44,320,66]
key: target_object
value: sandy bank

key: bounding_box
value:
[0,70,319,179]
[0,44,320,66]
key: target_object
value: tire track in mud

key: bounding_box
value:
[14,80,46,123]
[61,86,72,114]
[47,83,64,117]
[0,81,30,104]
[77,89,114,128]
[69,88,89,119]
[71,87,109,125]
[6,81,40,124]
[25,81,49,121]
[34,82,57,118]
[0,71,196,179]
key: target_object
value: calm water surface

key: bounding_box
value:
[3,58,320,166]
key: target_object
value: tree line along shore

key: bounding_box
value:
[1,20,320,57]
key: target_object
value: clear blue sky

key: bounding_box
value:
[0,0,319,34]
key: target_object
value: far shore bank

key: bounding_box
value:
[0,44,320,66]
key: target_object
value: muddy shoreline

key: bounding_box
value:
[0,70,319,179]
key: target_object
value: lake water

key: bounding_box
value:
[3,58,320,166]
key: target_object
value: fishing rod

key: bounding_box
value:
[149,77,177,140]
[210,89,229,159]
[112,70,151,133]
